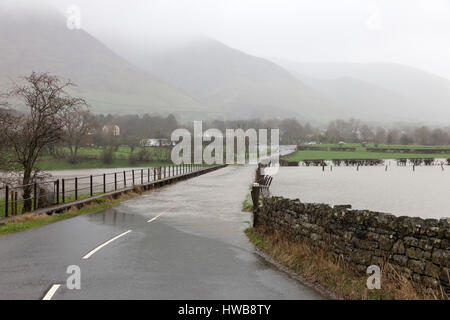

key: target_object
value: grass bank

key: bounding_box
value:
[0,192,106,218]
[241,193,253,212]
[245,227,447,300]
[37,158,173,170]
[285,143,450,162]
[36,145,172,170]
[0,190,142,237]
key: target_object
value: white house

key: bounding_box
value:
[102,124,120,136]
[140,138,173,147]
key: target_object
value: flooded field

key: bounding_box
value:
[270,165,450,219]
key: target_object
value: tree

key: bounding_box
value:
[386,129,400,145]
[374,127,386,145]
[62,109,95,163]
[280,118,304,144]
[360,124,374,142]
[430,128,449,145]
[399,133,411,145]
[413,126,431,145]
[0,72,86,212]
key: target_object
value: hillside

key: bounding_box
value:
[0,4,204,117]
[128,37,334,119]
[276,61,450,122]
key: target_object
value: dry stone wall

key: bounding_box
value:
[255,196,450,292]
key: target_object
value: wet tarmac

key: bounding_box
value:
[0,165,324,300]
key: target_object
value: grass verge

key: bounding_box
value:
[245,227,448,300]
[285,150,450,162]
[241,193,253,212]
[284,143,450,162]
[37,159,173,170]
[0,191,142,237]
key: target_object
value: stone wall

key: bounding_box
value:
[254,196,450,292]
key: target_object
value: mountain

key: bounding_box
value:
[126,37,334,119]
[276,61,450,123]
[0,4,204,117]
[294,75,415,121]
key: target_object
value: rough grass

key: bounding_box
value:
[36,158,173,170]
[0,192,105,218]
[245,227,448,300]
[241,193,253,212]
[34,146,174,170]
[0,191,143,237]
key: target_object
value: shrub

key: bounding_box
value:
[100,148,115,164]
[128,153,138,165]
[128,149,153,164]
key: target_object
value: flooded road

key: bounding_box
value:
[0,165,324,300]
[271,166,450,219]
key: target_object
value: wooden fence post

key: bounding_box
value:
[75,177,78,200]
[141,169,144,184]
[4,185,8,218]
[103,173,106,193]
[56,179,60,205]
[132,170,135,185]
[114,173,117,190]
[90,175,93,196]
[11,191,15,215]
[14,191,18,215]
[33,182,37,210]
[251,183,261,226]
[62,179,65,203]
[123,171,126,187]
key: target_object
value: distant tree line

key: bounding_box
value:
[58,114,450,151]
[321,119,450,146]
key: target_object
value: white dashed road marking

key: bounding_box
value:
[147,207,171,223]
[42,284,61,300]
[82,229,132,259]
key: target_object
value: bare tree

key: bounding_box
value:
[360,124,374,143]
[374,127,386,145]
[62,109,95,163]
[0,72,86,212]
[386,129,400,145]
[413,126,431,145]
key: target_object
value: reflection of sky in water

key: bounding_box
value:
[271,166,450,219]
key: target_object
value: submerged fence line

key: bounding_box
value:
[1,164,205,218]
[280,158,450,167]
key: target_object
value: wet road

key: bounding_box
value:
[0,165,323,300]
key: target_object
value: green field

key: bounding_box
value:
[37,159,174,170]
[36,146,173,170]
[285,143,450,162]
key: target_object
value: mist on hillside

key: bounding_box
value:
[1,0,450,124]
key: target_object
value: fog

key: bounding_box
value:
[5,0,450,80]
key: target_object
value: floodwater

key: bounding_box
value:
[270,165,450,219]
[0,165,324,299]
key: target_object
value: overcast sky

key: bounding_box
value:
[12,0,450,79]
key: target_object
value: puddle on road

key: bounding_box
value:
[84,206,148,227]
